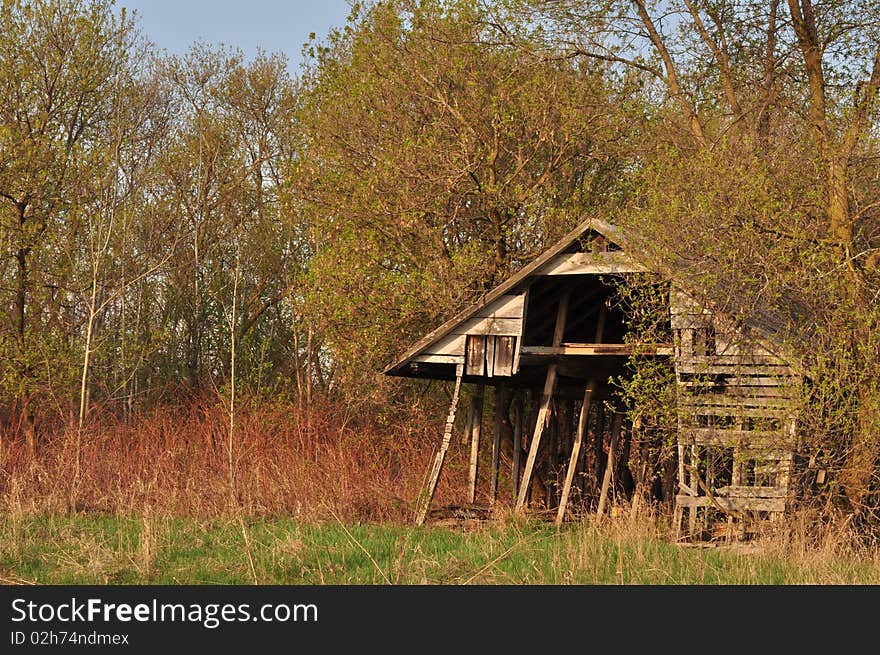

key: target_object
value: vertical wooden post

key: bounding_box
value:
[516,291,569,512]
[597,412,623,518]
[467,383,484,505]
[688,444,698,537]
[490,383,507,504]
[512,392,523,500]
[546,403,559,508]
[415,365,464,526]
[459,396,474,446]
[592,402,606,498]
[555,380,596,526]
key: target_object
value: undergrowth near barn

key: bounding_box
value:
[0,398,462,521]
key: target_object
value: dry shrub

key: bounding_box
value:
[0,397,468,521]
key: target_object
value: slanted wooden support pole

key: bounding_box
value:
[516,291,569,512]
[555,380,597,526]
[415,365,464,526]
[467,383,485,504]
[490,384,508,504]
[597,412,623,518]
[516,366,557,511]
[556,303,607,525]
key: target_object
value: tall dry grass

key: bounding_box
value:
[0,397,468,521]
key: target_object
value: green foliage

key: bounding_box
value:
[294,0,635,397]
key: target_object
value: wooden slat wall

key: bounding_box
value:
[670,287,800,522]
[465,335,517,377]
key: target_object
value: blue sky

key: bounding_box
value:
[119,0,354,69]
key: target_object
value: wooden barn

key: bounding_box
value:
[384,217,803,539]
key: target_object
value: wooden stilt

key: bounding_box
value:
[593,403,606,495]
[577,400,590,497]
[516,291,569,512]
[467,383,485,505]
[597,412,623,518]
[490,384,507,504]
[675,415,686,538]
[415,366,464,526]
[555,380,597,525]
[512,392,523,500]
[459,394,474,446]
[547,400,562,508]
[688,444,698,538]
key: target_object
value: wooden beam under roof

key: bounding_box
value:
[521,343,674,356]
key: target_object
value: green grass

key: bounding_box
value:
[2,514,879,584]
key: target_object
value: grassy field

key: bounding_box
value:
[3,512,879,585]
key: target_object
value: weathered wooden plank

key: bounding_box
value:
[538,251,648,276]
[676,353,789,366]
[452,316,523,337]
[471,293,525,320]
[512,287,529,375]
[690,386,798,399]
[679,386,797,400]
[423,333,467,358]
[678,375,801,388]
[714,486,788,498]
[675,494,786,513]
[681,405,795,418]
[522,343,674,356]
[415,366,464,526]
[493,336,516,377]
[465,335,486,376]
[681,428,795,447]
[713,341,781,358]
[412,354,463,364]
[485,335,496,378]
[725,375,800,387]
[676,363,796,376]
[671,314,713,328]
[678,395,796,409]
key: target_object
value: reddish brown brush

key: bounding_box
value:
[0,398,468,521]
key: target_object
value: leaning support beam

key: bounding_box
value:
[467,383,485,504]
[516,366,558,511]
[516,291,569,512]
[555,380,597,526]
[415,365,464,526]
[556,303,606,525]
